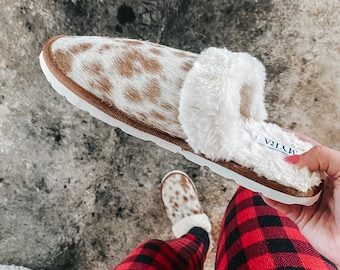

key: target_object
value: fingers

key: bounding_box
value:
[297,146,340,180]
[282,145,340,223]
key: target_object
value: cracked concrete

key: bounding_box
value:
[0,0,339,269]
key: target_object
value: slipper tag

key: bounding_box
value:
[256,134,303,156]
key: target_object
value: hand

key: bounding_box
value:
[262,145,340,268]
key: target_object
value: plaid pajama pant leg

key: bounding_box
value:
[113,186,337,270]
[216,186,337,269]
[113,227,209,270]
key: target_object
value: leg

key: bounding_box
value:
[215,186,337,269]
[113,171,212,270]
[113,227,209,270]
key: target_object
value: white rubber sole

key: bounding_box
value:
[39,51,321,206]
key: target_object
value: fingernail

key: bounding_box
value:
[284,154,301,164]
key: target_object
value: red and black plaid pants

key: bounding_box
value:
[114,187,337,269]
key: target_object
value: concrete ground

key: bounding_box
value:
[0,0,339,269]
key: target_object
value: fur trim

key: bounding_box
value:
[172,213,211,238]
[179,47,267,161]
[178,47,321,192]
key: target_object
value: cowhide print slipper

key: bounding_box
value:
[39,35,322,206]
[161,170,212,238]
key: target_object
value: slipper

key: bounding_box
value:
[39,35,322,206]
[161,170,212,239]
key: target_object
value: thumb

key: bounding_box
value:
[285,145,340,180]
[267,145,340,223]
[263,146,329,219]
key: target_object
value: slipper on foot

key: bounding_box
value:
[161,170,212,238]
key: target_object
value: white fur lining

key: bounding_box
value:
[172,213,211,238]
[179,47,321,192]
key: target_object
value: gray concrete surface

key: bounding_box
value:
[0,0,339,269]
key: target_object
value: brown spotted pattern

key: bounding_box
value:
[161,172,202,224]
[181,61,194,72]
[115,49,162,78]
[69,43,92,54]
[50,36,199,138]
[124,85,142,103]
[145,79,161,102]
[53,50,72,74]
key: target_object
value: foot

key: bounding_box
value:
[161,170,212,238]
